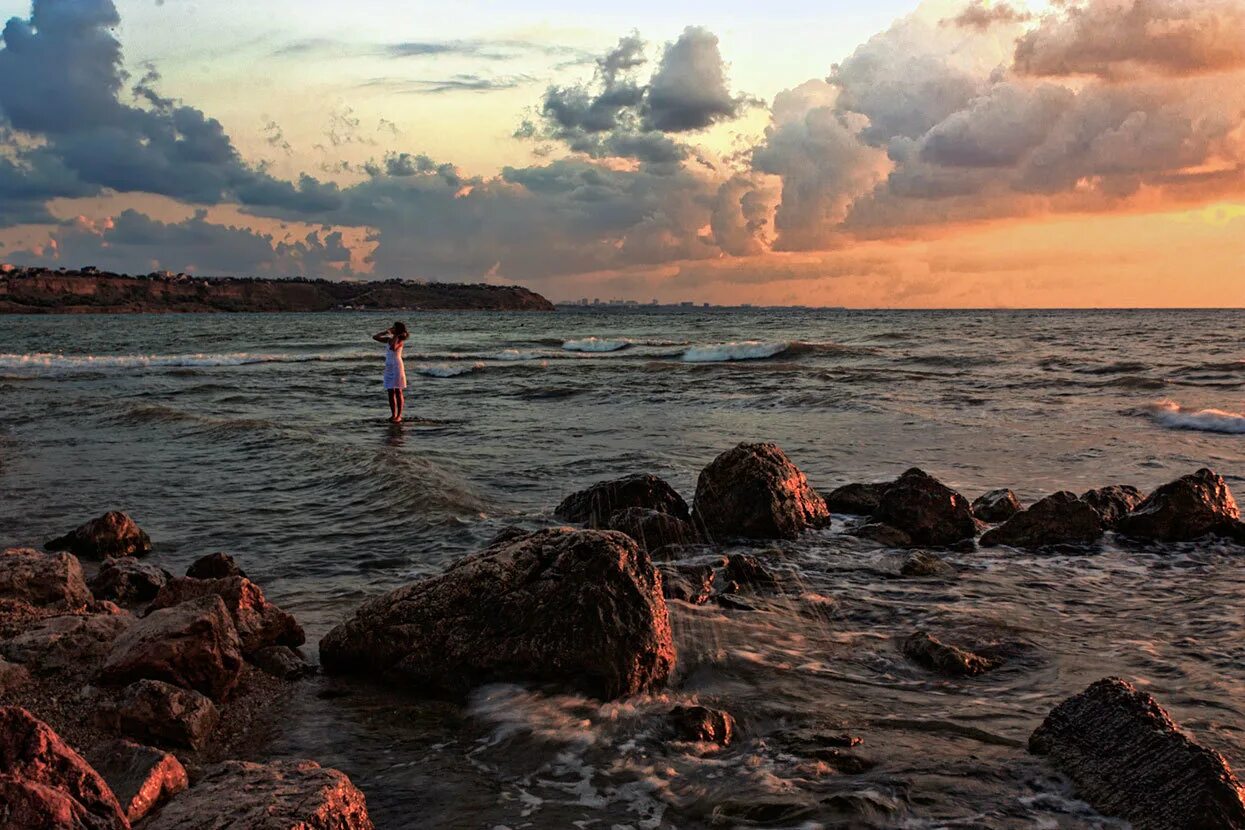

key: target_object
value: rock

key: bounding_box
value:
[90,740,187,824]
[693,443,830,540]
[0,547,92,610]
[1030,677,1245,829]
[668,705,735,745]
[660,564,715,605]
[901,631,997,677]
[2,613,132,678]
[89,558,170,606]
[971,488,1022,523]
[1117,469,1242,542]
[45,512,152,560]
[250,645,314,680]
[99,594,243,702]
[143,759,373,830]
[873,469,976,548]
[850,522,913,548]
[146,576,304,656]
[320,528,675,700]
[0,707,128,830]
[1080,485,1144,530]
[979,492,1104,549]
[95,680,219,751]
[555,474,690,527]
[899,551,953,578]
[604,507,698,553]
[0,777,123,830]
[824,482,889,515]
[722,553,777,591]
[0,658,31,693]
[184,552,247,581]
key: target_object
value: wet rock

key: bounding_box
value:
[250,645,314,680]
[850,522,913,548]
[90,558,170,606]
[1030,677,1245,829]
[90,739,188,824]
[146,576,304,656]
[1117,468,1242,542]
[99,594,243,702]
[2,613,132,678]
[1080,485,1144,530]
[95,679,219,751]
[824,482,889,515]
[555,474,690,527]
[660,564,715,605]
[668,705,735,745]
[715,593,757,612]
[711,799,818,825]
[605,507,699,553]
[0,707,128,830]
[486,526,530,548]
[0,547,92,610]
[320,528,675,700]
[722,553,777,591]
[899,551,953,578]
[45,512,152,560]
[979,492,1104,549]
[902,631,997,677]
[971,488,1022,523]
[184,552,246,581]
[873,469,976,548]
[143,759,374,830]
[0,657,31,693]
[693,443,829,540]
[0,777,118,830]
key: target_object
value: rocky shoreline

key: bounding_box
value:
[3,442,1244,828]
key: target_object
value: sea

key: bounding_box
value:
[0,308,1243,828]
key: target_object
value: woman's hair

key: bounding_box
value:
[392,321,409,342]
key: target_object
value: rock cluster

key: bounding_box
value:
[979,492,1104,549]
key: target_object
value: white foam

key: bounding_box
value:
[0,352,289,371]
[562,337,630,353]
[1146,400,1245,434]
[416,362,485,378]
[680,341,789,363]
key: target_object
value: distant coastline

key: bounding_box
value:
[0,266,555,314]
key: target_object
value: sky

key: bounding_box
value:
[0,0,1243,307]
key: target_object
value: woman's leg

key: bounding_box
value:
[387,389,397,421]
[394,389,404,422]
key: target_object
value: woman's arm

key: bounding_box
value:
[372,329,392,344]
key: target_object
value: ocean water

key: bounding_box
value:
[0,308,1243,828]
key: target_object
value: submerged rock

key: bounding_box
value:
[1117,468,1241,542]
[146,576,304,656]
[979,492,1104,549]
[250,645,314,680]
[660,564,715,606]
[850,522,913,548]
[899,551,953,578]
[668,705,736,746]
[605,507,699,553]
[185,552,247,580]
[2,613,132,678]
[693,443,829,540]
[901,631,997,677]
[0,547,92,610]
[1080,485,1144,530]
[99,594,243,702]
[971,488,1022,523]
[320,528,675,700]
[873,469,976,548]
[722,553,778,591]
[0,707,128,830]
[824,482,889,515]
[46,512,152,560]
[1030,677,1245,829]
[96,679,220,751]
[90,739,188,824]
[90,558,170,606]
[555,474,690,527]
[143,760,373,830]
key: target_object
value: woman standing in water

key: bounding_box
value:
[373,322,409,422]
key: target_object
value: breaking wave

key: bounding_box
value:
[562,337,631,353]
[1145,400,1245,434]
[681,341,789,363]
[0,352,293,372]
[415,363,485,378]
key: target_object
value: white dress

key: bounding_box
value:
[383,341,407,390]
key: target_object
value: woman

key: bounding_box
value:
[373,322,409,422]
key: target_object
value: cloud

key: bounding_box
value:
[944,1,1032,30]
[359,74,535,95]
[643,27,755,132]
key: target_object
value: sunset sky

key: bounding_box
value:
[1,0,1243,307]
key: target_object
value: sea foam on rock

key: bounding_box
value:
[320,528,675,700]
[555,473,690,527]
[45,512,152,560]
[873,468,976,548]
[693,442,829,540]
[979,492,1104,549]
[1030,677,1245,829]
[1117,468,1241,542]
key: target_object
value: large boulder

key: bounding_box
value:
[89,740,187,824]
[555,474,690,527]
[2,613,132,678]
[320,528,675,700]
[0,547,92,610]
[89,559,170,606]
[95,680,219,751]
[971,489,1022,523]
[604,507,698,554]
[146,576,304,656]
[1117,469,1241,542]
[185,553,247,581]
[873,469,976,548]
[0,707,128,830]
[693,443,830,540]
[1080,485,1144,530]
[98,595,243,702]
[143,760,373,830]
[46,512,152,560]
[979,492,1104,549]
[1030,677,1245,828]
[824,482,889,515]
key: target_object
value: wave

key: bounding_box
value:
[1145,400,1245,434]
[562,337,630,353]
[1073,361,1151,375]
[415,363,485,378]
[681,341,789,363]
[0,352,296,372]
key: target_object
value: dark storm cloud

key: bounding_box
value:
[643,27,753,132]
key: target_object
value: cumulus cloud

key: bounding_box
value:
[945,1,1032,30]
